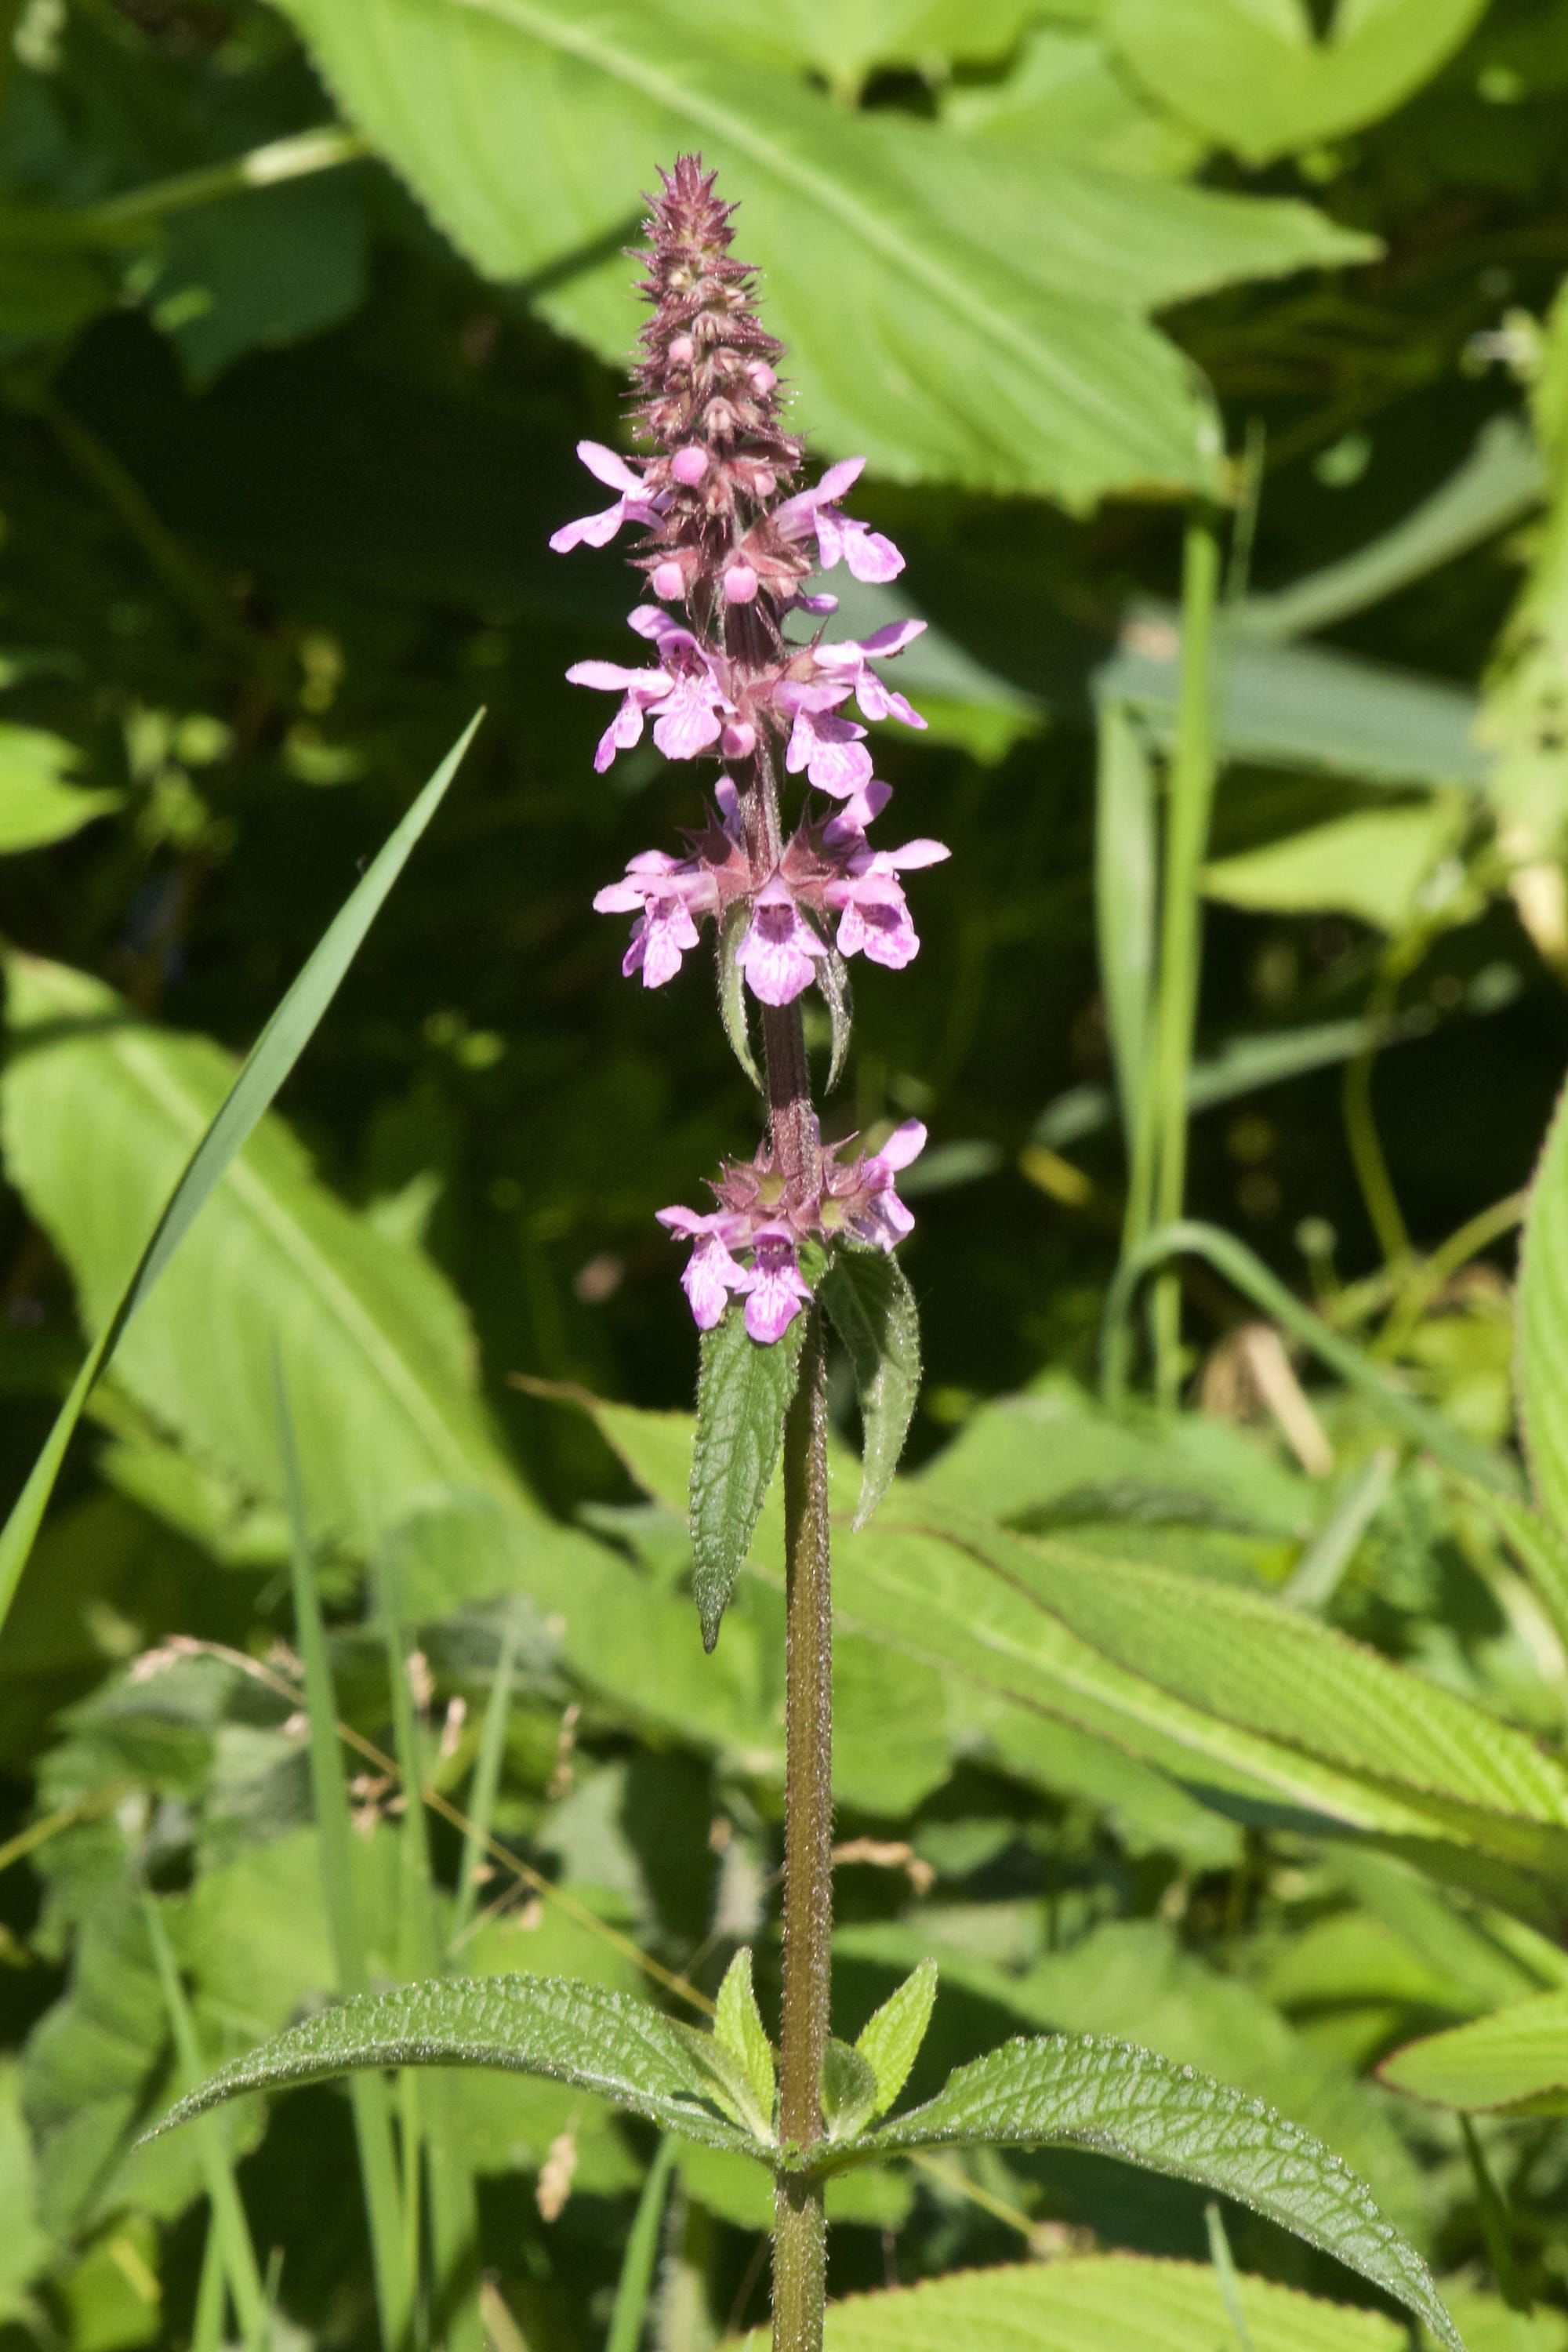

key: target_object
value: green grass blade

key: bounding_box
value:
[1205,2201,1256,2352]
[276,1361,412,2352]
[0,711,482,1638]
[450,1620,520,1951]
[1094,699,1157,1212]
[140,1891,270,2352]
[1103,1218,1516,1494]
[191,2213,228,2352]
[379,1544,484,2352]
[605,2136,677,2352]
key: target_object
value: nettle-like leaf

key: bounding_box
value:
[711,1951,776,2139]
[820,1248,921,1529]
[820,2038,880,2144]
[840,2034,1465,2352]
[271,0,1374,506]
[1518,1079,1568,1537]
[715,902,764,1094]
[146,1976,757,2158]
[691,1302,806,1650]
[1380,1988,1568,2115]
[853,1959,937,2121]
[812,2252,1410,2352]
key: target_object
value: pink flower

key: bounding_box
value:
[594,851,717,987]
[775,459,904,584]
[656,1206,752,1328]
[739,1227,812,1344]
[814,619,927,729]
[550,441,665,554]
[734,873,828,1007]
[568,612,732,771]
[781,688,874,799]
[837,1121,926,1250]
[824,839,949,969]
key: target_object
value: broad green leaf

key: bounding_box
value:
[712,1951,775,2139]
[1109,0,1490,166]
[1202,803,1465,933]
[691,1303,805,1651]
[1518,1073,1568,1536]
[0,726,120,852]
[820,1248,921,1529]
[272,0,1372,505]
[1380,1989,1568,2114]
[854,1960,937,2120]
[820,2038,880,2144]
[0,716,482,1636]
[0,2063,53,2323]
[849,2034,1464,2352]
[810,2254,1410,2352]
[2,946,527,1561]
[147,1976,757,2158]
[947,24,1205,176]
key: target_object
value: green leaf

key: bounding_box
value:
[271,0,1372,505]
[715,902,764,1094]
[146,1976,757,2158]
[854,1959,937,2120]
[820,1248,921,1530]
[1518,1083,1568,1537]
[1093,700,1157,1156]
[1202,802,1465,933]
[1453,1476,1568,1658]
[820,2037,880,2144]
[0,726,120,852]
[1380,1989,1568,2114]
[947,24,1204,176]
[850,2034,1464,2352]
[0,715,483,1639]
[818,944,854,1095]
[711,1951,775,2139]
[1108,0,1490,167]
[690,1303,806,1652]
[814,2254,1411,2352]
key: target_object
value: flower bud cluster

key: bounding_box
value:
[550,154,948,1341]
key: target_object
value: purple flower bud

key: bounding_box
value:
[671,445,710,485]
[652,559,686,601]
[723,562,759,604]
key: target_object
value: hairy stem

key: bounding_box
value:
[773,1306,832,2352]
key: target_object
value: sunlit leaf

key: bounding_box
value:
[691,1304,805,1650]
[1381,1989,1568,2114]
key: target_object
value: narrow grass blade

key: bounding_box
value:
[451,1621,521,1951]
[380,1544,484,2352]
[1205,2201,1256,2352]
[140,1892,270,2352]
[0,712,482,1637]
[191,2209,229,2352]
[276,1362,411,2352]
[1460,2118,1534,2323]
[606,2136,677,2352]
[1284,1448,1396,1611]
[1093,699,1157,1191]
[1103,1218,1516,1495]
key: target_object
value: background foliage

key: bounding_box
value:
[6,0,1568,2345]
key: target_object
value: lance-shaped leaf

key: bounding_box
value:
[821,1249,921,1530]
[690,1302,806,1651]
[842,2032,1464,2352]
[1380,1990,1568,2115]
[715,902,764,1094]
[146,1976,757,2158]
[712,1951,775,2140]
[854,1960,938,2121]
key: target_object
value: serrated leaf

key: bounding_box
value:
[1454,1475,1568,1657]
[821,1250,921,1530]
[847,2034,1463,2352]
[820,2038,880,2144]
[1380,1990,1568,2115]
[1518,1081,1568,1538]
[691,1303,806,1652]
[818,946,853,1094]
[711,1951,775,2139]
[145,1976,757,2158]
[271,0,1374,506]
[814,2252,1410,2352]
[0,716,483,1639]
[855,1959,937,2119]
[716,902,764,1094]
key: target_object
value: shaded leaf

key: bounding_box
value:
[691,1304,805,1651]
[854,1959,937,2120]
[821,1248,921,1529]
[1202,802,1465,933]
[850,2033,1463,2351]
[820,2038,880,2144]
[1380,1989,1568,2114]
[716,902,764,1094]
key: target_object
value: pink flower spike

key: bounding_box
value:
[652,672,726,760]
[814,621,927,728]
[566,659,674,773]
[734,874,828,1007]
[549,441,663,554]
[594,852,717,986]
[741,1229,812,1345]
